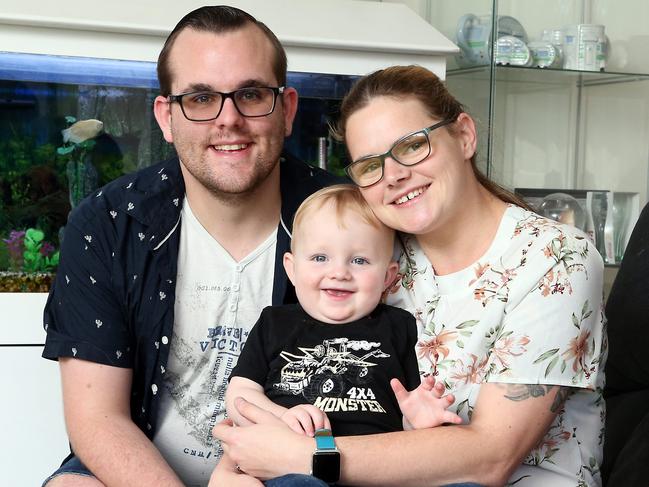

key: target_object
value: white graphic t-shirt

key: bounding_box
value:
[153,198,277,486]
[387,205,607,486]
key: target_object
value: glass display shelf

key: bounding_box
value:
[448,64,649,87]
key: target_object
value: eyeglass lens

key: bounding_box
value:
[181,87,276,120]
[348,131,430,187]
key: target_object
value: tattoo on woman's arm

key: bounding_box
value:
[499,384,572,413]
[550,386,572,413]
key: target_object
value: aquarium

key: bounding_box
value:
[0,51,355,291]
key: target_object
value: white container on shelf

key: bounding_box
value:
[495,35,532,66]
[564,24,607,71]
[528,40,562,68]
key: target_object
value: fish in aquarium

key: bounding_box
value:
[62,119,104,144]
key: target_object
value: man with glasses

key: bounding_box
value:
[42,6,339,486]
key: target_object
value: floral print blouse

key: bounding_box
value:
[387,205,607,486]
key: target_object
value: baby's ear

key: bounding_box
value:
[283,252,296,285]
[383,261,399,290]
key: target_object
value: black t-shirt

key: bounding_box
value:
[231,303,420,436]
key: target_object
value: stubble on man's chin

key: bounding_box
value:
[207,170,272,206]
[198,154,280,207]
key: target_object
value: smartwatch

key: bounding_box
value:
[311,428,340,483]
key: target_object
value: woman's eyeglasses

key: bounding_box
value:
[345,119,455,188]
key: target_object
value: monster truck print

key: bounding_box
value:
[273,338,389,401]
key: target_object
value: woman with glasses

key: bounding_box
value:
[215,66,606,487]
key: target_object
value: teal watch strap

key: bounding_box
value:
[312,428,340,483]
[314,429,336,450]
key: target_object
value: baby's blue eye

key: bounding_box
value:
[352,257,369,265]
[311,254,327,262]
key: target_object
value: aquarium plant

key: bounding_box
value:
[0,227,60,291]
[2,229,26,271]
[22,228,60,273]
[1,227,59,273]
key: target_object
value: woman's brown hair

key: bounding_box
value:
[332,65,529,208]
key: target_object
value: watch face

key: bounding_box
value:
[312,451,341,483]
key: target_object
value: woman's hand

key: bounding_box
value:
[213,397,314,480]
[208,449,264,487]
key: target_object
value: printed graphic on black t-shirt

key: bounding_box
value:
[273,338,390,414]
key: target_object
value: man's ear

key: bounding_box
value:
[383,261,399,291]
[153,95,174,143]
[283,251,296,286]
[280,87,298,137]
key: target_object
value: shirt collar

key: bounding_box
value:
[116,157,185,249]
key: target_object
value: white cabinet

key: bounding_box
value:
[0,0,457,77]
[0,293,69,486]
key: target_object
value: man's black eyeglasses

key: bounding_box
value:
[167,86,285,121]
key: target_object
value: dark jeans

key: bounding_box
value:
[42,455,92,486]
[264,474,329,486]
[264,475,484,487]
[46,457,485,487]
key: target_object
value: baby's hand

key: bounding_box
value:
[391,376,462,430]
[280,404,331,436]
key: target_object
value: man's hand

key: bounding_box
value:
[280,404,331,437]
[391,376,462,430]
